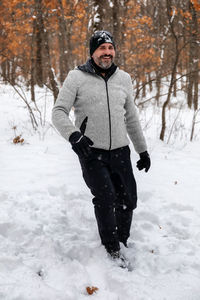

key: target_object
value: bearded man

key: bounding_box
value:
[52,31,151,269]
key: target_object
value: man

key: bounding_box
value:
[52,31,150,268]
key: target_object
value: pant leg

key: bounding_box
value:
[79,151,120,252]
[110,146,137,243]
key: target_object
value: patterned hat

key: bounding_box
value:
[89,30,115,56]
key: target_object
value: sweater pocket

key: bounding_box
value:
[79,116,94,141]
[80,116,88,135]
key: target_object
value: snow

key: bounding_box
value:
[1,84,200,300]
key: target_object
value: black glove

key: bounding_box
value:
[136,151,151,172]
[69,131,93,157]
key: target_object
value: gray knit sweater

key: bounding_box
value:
[52,62,147,153]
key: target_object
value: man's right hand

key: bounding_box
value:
[69,131,93,157]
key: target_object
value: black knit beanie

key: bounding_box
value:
[89,30,116,56]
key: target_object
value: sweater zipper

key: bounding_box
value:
[105,80,112,150]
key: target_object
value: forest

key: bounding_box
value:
[0,0,200,141]
[1,3,200,298]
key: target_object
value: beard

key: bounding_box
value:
[98,55,113,69]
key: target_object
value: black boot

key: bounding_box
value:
[108,249,133,270]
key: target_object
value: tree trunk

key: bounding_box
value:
[33,0,59,101]
[1,60,8,83]
[187,0,199,110]
[34,0,44,87]
[92,0,104,31]
[43,30,59,102]
[30,19,36,101]
[112,0,121,65]
[148,73,153,92]
[155,71,161,105]
[142,80,146,98]
[57,0,69,84]
[160,0,180,141]
[11,59,16,85]
[173,73,176,97]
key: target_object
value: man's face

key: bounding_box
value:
[92,43,115,69]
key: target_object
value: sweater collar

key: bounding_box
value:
[78,59,117,80]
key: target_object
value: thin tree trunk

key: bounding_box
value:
[30,19,36,101]
[34,0,44,87]
[187,0,199,110]
[57,0,69,84]
[113,0,121,65]
[11,59,16,85]
[34,0,59,101]
[190,109,199,141]
[155,71,161,105]
[190,1,199,111]
[160,0,180,141]
[148,73,153,92]
[173,73,176,97]
[194,80,198,111]
[1,60,7,83]
[142,80,146,98]
[43,30,59,102]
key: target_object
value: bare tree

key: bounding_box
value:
[187,0,199,111]
[160,0,183,141]
[33,0,59,102]
[57,0,69,84]
[190,108,200,141]
[34,0,44,87]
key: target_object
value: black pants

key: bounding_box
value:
[79,146,137,252]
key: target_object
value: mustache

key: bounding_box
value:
[100,55,113,59]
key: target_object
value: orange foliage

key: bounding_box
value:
[123,0,159,79]
[0,0,88,78]
[0,0,199,84]
[191,0,200,11]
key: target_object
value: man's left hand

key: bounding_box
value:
[136,151,151,172]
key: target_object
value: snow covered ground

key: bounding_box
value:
[0,84,200,300]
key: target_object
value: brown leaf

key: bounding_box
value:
[13,136,21,144]
[86,286,99,295]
